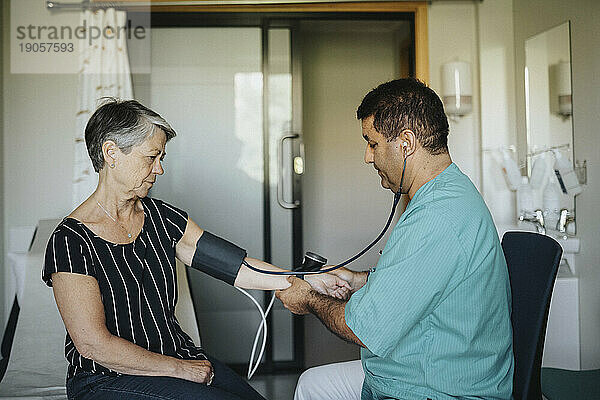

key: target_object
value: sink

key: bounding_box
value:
[553,235,579,275]
[554,236,580,254]
[495,224,579,253]
[495,223,580,275]
[496,222,536,237]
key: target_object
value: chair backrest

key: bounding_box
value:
[501,231,562,400]
[176,259,201,346]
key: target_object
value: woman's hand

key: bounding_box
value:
[174,359,214,384]
[324,266,368,294]
[305,272,352,300]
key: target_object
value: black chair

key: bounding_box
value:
[502,231,563,400]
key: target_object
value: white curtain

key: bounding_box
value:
[73,8,134,207]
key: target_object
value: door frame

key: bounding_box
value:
[111,1,428,82]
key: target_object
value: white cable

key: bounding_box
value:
[247,293,276,378]
[234,287,275,380]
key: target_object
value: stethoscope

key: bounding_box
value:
[242,143,409,276]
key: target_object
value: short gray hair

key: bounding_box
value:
[85,98,177,172]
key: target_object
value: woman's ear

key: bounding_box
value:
[102,141,119,168]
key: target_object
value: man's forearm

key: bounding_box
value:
[307,292,365,347]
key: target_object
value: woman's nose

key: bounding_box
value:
[153,159,164,175]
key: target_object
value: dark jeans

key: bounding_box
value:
[66,355,266,400]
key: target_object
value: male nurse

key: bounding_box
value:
[276,78,514,400]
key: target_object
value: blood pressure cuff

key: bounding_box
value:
[191,231,247,286]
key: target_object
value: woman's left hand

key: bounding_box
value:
[305,272,352,300]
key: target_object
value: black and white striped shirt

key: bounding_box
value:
[42,196,206,380]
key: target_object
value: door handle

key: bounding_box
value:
[278,133,302,209]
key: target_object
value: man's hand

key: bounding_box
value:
[325,266,368,293]
[276,277,314,315]
[277,276,367,347]
[305,272,351,300]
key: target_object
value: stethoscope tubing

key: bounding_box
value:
[243,155,407,276]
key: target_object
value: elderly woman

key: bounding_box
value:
[42,99,349,400]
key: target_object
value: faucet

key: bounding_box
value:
[519,209,546,235]
[557,208,575,235]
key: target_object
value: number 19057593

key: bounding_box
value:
[19,42,74,52]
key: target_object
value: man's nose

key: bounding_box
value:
[364,145,374,164]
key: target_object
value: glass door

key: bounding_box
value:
[133,25,302,371]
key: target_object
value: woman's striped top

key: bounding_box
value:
[42,196,206,381]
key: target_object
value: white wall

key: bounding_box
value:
[2,0,79,322]
[428,2,482,190]
[428,0,517,228]
[476,0,518,226]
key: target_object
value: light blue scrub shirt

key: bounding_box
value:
[345,163,514,400]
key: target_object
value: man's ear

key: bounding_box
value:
[396,130,417,157]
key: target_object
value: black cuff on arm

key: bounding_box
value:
[191,231,247,286]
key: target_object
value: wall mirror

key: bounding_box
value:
[524,21,579,233]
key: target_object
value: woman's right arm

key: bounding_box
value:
[51,271,212,383]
